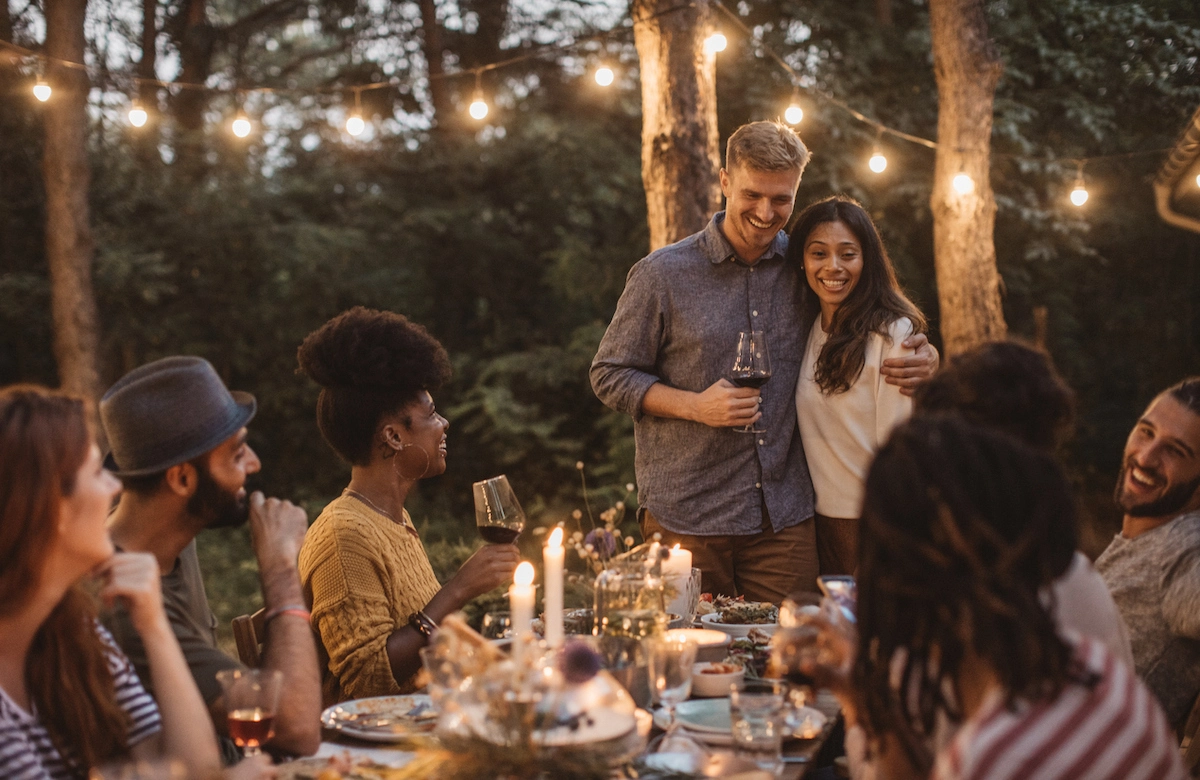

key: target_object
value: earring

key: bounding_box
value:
[393,442,431,481]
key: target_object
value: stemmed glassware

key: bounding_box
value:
[648,636,697,732]
[215,668,283,758]
[731,330,772,433]
[472,475,525,544]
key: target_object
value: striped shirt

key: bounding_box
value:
[934,636,1185,780]
[0,624,162,780]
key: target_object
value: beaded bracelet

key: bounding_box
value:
[408,610,438,643]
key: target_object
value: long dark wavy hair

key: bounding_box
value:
[854,414,1080,771]
[0,386,132,772]
[786,196,926,394]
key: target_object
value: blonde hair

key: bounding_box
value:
[725,121,811,174]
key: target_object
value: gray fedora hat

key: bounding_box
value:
[100,356,257,477]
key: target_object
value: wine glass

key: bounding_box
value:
[731,330,772,433]
[772,592,834,707]
[215,668,283,757]
[472,475,525,544]
[648,636,697,733]
[480,611,514,639]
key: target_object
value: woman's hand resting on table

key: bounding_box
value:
[448,544,521,603]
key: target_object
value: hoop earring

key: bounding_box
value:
[393,443,431,481]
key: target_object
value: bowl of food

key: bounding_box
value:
[691,661,745,697]
[663,628,732,663]
[699,601,779,638]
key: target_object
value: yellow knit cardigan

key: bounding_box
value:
[298,494,442,705]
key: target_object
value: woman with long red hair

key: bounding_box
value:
[0,386,222,779]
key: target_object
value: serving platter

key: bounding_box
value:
[320,694,437,742]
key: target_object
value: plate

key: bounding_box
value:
[699,612,779,638]
[534,707,637,747]
[674,698,732,733]
[663,628,732,663]
[321,694,437,742]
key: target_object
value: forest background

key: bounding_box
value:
[2,0,1199,649]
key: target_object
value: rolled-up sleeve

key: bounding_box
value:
[590,260,665,422]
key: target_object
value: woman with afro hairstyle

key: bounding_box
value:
[296,307,519,704]
[787,195,927,576]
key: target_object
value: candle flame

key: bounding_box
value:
[548,527,563,548]
[672,543,681,551]
[514,561,535,586]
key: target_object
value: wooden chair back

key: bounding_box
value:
[232,608,266,668]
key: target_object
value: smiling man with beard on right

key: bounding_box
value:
[1096,376,1200,731]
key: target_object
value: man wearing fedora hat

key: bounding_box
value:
[101,356,321,758]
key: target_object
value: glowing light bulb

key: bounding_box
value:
[869,153,888,173]
[33,80,51,102]
[595,67,614,87]
[128,103,148,127]
[705,33,728,54]
[514,561,535,587]
[1070,185,1089,206]
[784,103,804,125]
[469,96,489,120]
[1195,173,1200,188]
[952,172,975,195]
[231,113,252,138]
[345,113,365,136]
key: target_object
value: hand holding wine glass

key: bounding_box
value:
[473,475,526,544]
[216,669,283,757]
[731,331,771,433]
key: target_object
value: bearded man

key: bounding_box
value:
[102,357,320,759]
[1096,376,1200,730]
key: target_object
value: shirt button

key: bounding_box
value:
[758,438,765,445]
[755,482,762,489]
[752,310,759,317]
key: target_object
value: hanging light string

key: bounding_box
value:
[0,8,1174,184]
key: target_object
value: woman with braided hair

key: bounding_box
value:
[843,415,1184,780]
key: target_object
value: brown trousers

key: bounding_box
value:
[640,508,818,603]
[815,513,859,576]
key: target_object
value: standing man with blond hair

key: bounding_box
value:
[592,121,936,601]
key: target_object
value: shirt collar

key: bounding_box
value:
[702,212,788,266]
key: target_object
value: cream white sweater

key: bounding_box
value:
[795,316,914,519]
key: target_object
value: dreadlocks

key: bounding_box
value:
[853,414,1080,771]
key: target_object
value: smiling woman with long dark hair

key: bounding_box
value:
[786,195,926,576]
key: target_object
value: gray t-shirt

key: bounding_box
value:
[1095,510,1200,729]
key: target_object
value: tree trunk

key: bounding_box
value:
[417,0,453,129]
[43,0,103,401]
[928,0,1006,356]
[876,0,893,27]
[633,0,721,251]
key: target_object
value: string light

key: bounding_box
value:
[345,88,365,136]
[1070,163,1089,207]
[231,111,252,138]
[128,100,148,127]
[704,32,728,54]
[784,92,803,125]
[469,72,489,120]
[952,171,975,195]
[33,78,51,102]
[869,150,887,173]
[594,66,614,86]
[1195,173,1200,188]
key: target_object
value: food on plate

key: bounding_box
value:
[699,662,742,675]
[713,600,778,625]
[277,754,408,780]
[725,634,773,679]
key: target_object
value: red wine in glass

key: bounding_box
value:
[731,331,771,433]
[473,475,525,544]
[228,708,276,749]
[478,526,521,544]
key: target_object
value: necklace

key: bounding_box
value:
[342,488,412,531]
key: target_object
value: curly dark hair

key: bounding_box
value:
[1166,376,1200,417]
[786,196,926,394]
[913,340,1075,453]
[296,307,452,466]
[854,414,1079,771]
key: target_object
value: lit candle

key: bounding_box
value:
[664,544,694,620]
[510,561,536,667]
[544,528,565,648]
